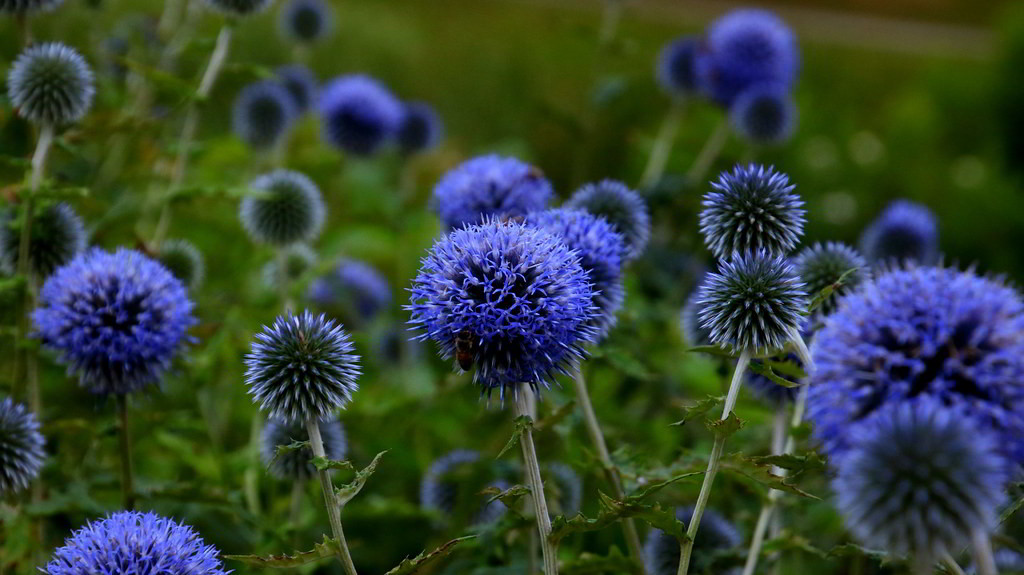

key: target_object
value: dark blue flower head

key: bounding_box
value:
[279,0,332,43]
[729,83,796,145]
[700,164,805,258]
[0,202,86,278]
[240,169,325,246]
[432,155,553,230]
[318,74,403,156]
[565,179,650,261]
[526,208,626,340]
[308,259,391,325]
[794,241,869,317]
[0,0,63,13]
[0,397,45,495]
[245,310,361,421]
[644,507,741,575]
[408,219,596,396]
[8,42,94,126]
[547,462,582,517]
[44,511,227,575]
[420,449,508,525]
[202,0,270,16]
[657,36,701,96]
[232,80,297,150]
[807,266,1024,466]
[397,101,443,155]
[276,65,318,113]
[157,239,204,291]
[261,416,346,480]
[33,248,195,395]
[859,199,939,266]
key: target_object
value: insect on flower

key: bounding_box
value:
[454,329,475,371]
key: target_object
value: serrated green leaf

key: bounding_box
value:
[671,395,723,427]
[721,454,819,499]
[561,546,642,574]
[826,542,891,563]
[481,484,530,509]
[747,360,802,388]
[383,536,475,575]
[707,412,744,438]
[496,415,532,460]
[311,455,354,472]
[335,450,387,506]
[760,532,828,558]
[270,439,312,471]
[744,453,827,476]
[1000,493,1024,524]
[225,536,341,567]
[806,268,859,314]
[686,344,735,357]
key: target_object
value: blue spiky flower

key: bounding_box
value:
[245,310,361,422]
[526,208,626,340]
[408,219,595,395]
[7,43,94,126]
[318,74,403,156]
[0,0,63,13]
[697,250,806,353]
[240,169,324,246]
[232,81,297,150]
[261,416,346,480]
[565,179,651,261]
[202,0,271,16]
[276,65,318,112]
[44,511,227,575]
[157,239,204,291]
[730,84,796,145]
[0,397,45,495]
[644,507,742,575]
[262,243,316,288]
[308,259,391,325]
[699,164,805,258]
[279,0,332,43]
[859,199,939,265]
[0,202,86,278]
[420,449,508,525]
[833,399,1007,566]
[432,155,553,230]
[397,101,443,155]
[33,248,195,395]
[794,241,868,317]
[656,36,701,96]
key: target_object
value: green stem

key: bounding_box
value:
[117,394,136,510]
[685,118,731,186]
[940,554,967,575]
[276,249,295,313]
[597,0,624,50]
[306,418,359,575]
[740,407,789,575]
[515,390,558,575]
[243,413,262,517]
[15,12,31,47]
[970,530,996,575]
[639,100,685,189]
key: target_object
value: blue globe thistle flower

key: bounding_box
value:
[833,399,1007,566]
[699,164,805,259]
[420,449,508,525]
[397,101,443,155]
[408,219,596,395]
[240,169,325,246]
[0,202,86,278]
[7,43,94,126]
[0,0,63,13]
[644,507,741,575]
[157,239,204,291]
[729,84,796,145]
[276,65,318,113]
[307,259,391,325]
[261,416,346,480]
[547,462,582,517]
[33,248,195,395]
[695,9,799,106]
[245,310,361,422]
[44,511,228,575]
[565,179,651,261]
[807,266,1024,465]
[279,0,332,43]
[318,74,403,156]
[859,199,939,265]
[656,36,701,96]
[202,0,271,16]
[0,397,45,495]
[698,250,806,353]
[793,241,868,317]
[432,155,553,230]
[232,81,298,150]
[526,208,626,340]
[680,288,714,347]
[261,243,316,288]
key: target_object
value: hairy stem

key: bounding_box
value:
[306,418,359,575]
[515,390,558,575]
[117,394,135,510]
[685,117,730,186]
[970,531,997,575]
[639,100,685,189]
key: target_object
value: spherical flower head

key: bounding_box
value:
[657,36,701,96]
[729,83,797,145]
[262,243,316,288]
[308,259,391,325]
[833,399,1007,566]
[232,81,297,150]
[565,179,650,261]
[696,9,799,106]
[644,507,741,575]
[432,154,553,230]
[0,202,85,278]
[279,0,332,43]
[807,266,1024,466]
[44,511,228,575]
[794,241,868,316]
[8,43,94,126]
[680,288,714,347]
[318,74,403,156]
[699,164,805,258]
[420,449,507,525]
[0,0,63,14]
[202,0,271,16]
[240,169,324,246]
[0,397,45,495]
[276,65,318,113]
[261,416,346,480]
[859,199,939,265]
[547,462,582,517]
[397,101,443,155]
[526,208,626,340]
[245,310,361,421]
[698,251,806,353]
[33,248,195,395]
[157,239,204,291]
[408,219,596,395]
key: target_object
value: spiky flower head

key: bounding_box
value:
[432,154,553,230]
[262,243,316,288]
[565,179,651,261]
[276,65,318,112]
[261,416,346,480]
[233,81,297,150]
[680,288,714,347]
[7,43,94,126]
[547,462,582,517]
[397,101,443,155]
[807,266,1024,466]
[645,507,742,575]
[157,239,204,291]
[859,199,939,265]
[0,202,85,278]
[730,84,796,145]
[408,219,595,395]
[44,511,227,575]
[279,0,332,43]
[0,0,63,13]
[833,400,1007,567]
[526,208,626,340]
[420,449,508,525]
[33,248,195,395]
[793,242,868,316]
[240,169,324,246]
[202,0,271,16]
[699,164,805,258]
[245,310,361,421]
[318,74,403,156]
[0,397,45,495]
[657,36,701,96]
[308,259,391,325]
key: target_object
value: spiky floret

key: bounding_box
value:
[44,511,227,575]
[833,400,1007,567]
[232,81,297,150]
[859,199,939,265]
[307,259,391,325]
[700,164,804,258]
[419,449,508,525]
[729,83,796,145]
[261,243,316,288]
[794,241,868,316]
[408,219,596,395]
[565,179,651,261]
[202,0,271,15]
[279,0,332,43]
[245,310,361,421]
[7,43,94,126]
[431,154,553,230]
[526,208,626,340]
[157,239,204,291]
[33,248,195,395]
[397,101,443,155]
[644,507,742,575]
[547,462,582,517]
[260,416,346,480]
[318,74,403,156]
[0,202,86,278]
[657,36,701,96]
[680,288,714,347]
[697,250,806,353]
[0,397,45,495]
[240,169,324,246]
[276,65,318,112]
[0,0,63,13]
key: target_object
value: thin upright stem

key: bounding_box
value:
[305,418,359,575]
[276,249,295,313]
[290,480,305,528]
[639,100,685,190]
[15,12,31,48]
[940,554,967,575]
[117,394,135,510]
[597,0,624,50]
[685,118,731,185]
[515,390,558,575]
[970,531,997,575]
[243,413,262,517]
[740,407,789,575]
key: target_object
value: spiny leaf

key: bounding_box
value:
[270,440,312,471]
[707,412,744,438]
[1000,492,1024,524]
[311,455,355,472]
[335,451,387,506]
[561,546,642,574]
[496,415,532,460]
[382,536,476,575]
[481,484,530,509]
[747,360,802,388]
[826,542,892,564]
[760,532,828,558]
[806,267,859,314]
[744,453,827,476]
[225,536,341,567]
[686,344,735,358]
[671,395,723,426]
[721,455,819,499]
